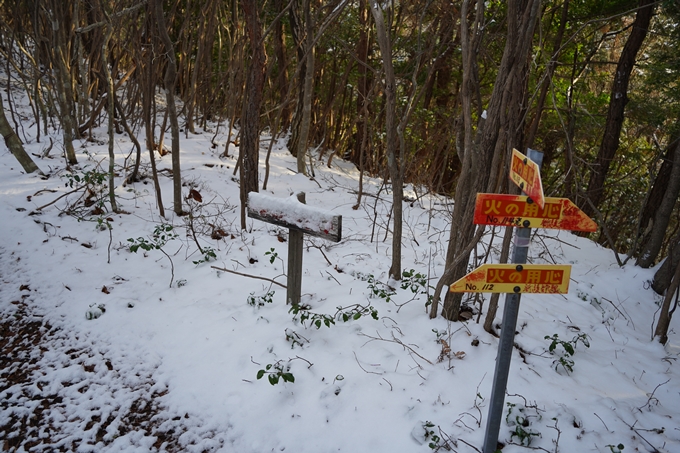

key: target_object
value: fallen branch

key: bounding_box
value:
[360,331,433,365]
[210,265,286,288]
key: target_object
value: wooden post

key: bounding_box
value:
[287,192,306,305]
[247,191,342,307]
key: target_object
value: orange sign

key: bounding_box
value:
[473,193,597,232]
[510,149,544,209]
[450,264,571,294]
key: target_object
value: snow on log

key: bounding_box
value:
[247,192,342,242]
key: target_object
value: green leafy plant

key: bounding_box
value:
[422,421,441,449]
[506,402,541,446]
[284,328,309,349]
[128,224,179,287]
[606,443,625,453]
[289,303,378,329]
[544,333,590,374]
[264,247,285,272]
[193,246,217,265]
[63,168,107,189]
[401,269,427,292]
[257,361,295,385]
[265,247,278,264]
[248,290,275,307]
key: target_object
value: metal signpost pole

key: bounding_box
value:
[482,149,543,453]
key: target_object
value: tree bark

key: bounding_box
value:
[100,3,119,213]
[653,256,680,344]
[153,0,183,215]
[0,94,42,175]
[637,135,680,268]
[296,0,314,175]
[370,2,402,281]
[240,0,267,229]
[581,0,656,217]
[653,234,680,295]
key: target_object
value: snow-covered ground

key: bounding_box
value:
[1,91,679,453]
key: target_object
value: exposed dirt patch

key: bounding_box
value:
[0,302,188,452]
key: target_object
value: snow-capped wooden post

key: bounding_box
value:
[247,191,342,306]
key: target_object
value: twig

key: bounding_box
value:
[359,331,433,365]
[211,265,287,288]
[624,419,665,452]
[34,185,86,211]
[458,438,482,452]
[325,270,341,285]
[382,377,393,391]
[353,351,382,375]
[636,379,670,412]
[293,355,314,369]
[593,412,612,432]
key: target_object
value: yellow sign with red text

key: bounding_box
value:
[449,264,571,294]
[510,149,544,209]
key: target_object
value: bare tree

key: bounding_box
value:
[369,2,403,280]
[153,0,183,215]
[239,0,267,229]
[581,0,656,217]
[0,94,42,175]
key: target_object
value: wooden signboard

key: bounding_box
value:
[247,191,342,305]
[248,192,342,242]
[473,193,597,232]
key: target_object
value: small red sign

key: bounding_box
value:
[473,193,597,232]
[510,149,544,209]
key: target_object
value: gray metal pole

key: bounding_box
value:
[482,149,543,453]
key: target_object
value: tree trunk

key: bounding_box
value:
[637,135,680,268]
[653,256,680,345]
[370,2,402,281]
[581,0,656,217]
[0,94,42,175]
[431,0,541,321]
[153,0,183,215]
[240,0,267,229]
[296,0,314,175]
[653,234,680,295]
[100,5,119,213]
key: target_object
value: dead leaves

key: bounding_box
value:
[437,339,466,363]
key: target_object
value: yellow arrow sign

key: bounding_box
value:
[510,149,545,209]
[450,264,571,294]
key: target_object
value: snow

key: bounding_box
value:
[1,90,680,453]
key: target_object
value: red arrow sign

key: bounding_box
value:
[510,149,544,209]
[473,193,597,232]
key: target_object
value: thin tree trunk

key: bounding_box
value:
[654,256,680,344]
[637,135,680,268]
[370,2,402,281]
[581,0,656,217]
[100,6,119,213]
[0,94,42,174]
[296,0,314,175]
[153,0,183,215]
[240,0,267,229]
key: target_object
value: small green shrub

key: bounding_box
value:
[289,303,378,329]
[257,361,295,385]
[248,290,275,307]
[544,333,590,374]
